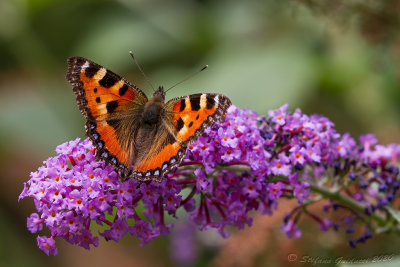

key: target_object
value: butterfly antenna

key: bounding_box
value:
[165,65,208,93]
[129,51,155,92]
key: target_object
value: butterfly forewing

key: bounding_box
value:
[167,93,231,143]
[66,57,147,174]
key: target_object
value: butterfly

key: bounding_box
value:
[66,56,231,182]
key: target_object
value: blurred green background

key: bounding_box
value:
[1,0,400,266]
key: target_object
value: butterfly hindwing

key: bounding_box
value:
[66,57,147,174]
[130,118,186,182]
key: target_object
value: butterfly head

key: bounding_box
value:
[152,86,166,102]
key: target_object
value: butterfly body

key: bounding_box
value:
[141,88,165,127]
[66,57,231,182]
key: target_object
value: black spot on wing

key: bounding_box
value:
[85,64,100,78]
[166,133,176,145]
[94,88,98,93]
[190,94,201,111]
[179,98,186,112]
[119,84,128,96]
[96,97,101,103]
[176,117,184,132]
[99,70,118,88]
[206,95,215,109]
[106,118,120,130]
[188,121,193,128]
[106,100,118,113]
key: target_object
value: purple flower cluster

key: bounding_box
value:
[20,138,181,255]
[19,104,400,255]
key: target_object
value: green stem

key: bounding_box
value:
[309,183,386,227]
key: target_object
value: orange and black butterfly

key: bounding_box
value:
[66,56,231,182]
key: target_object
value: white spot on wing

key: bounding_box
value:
[94,68,106,81]
[214,95,219,106]
[200,94,207,109]
[82,61,90,69]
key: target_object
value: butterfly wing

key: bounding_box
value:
[66,57,148,174]
[130,93,231,181]
[167,93,231,143]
